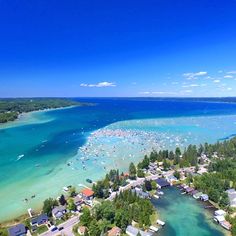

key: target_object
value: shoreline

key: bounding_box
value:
[0,105,77,130]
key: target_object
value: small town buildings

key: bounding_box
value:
[126,225,153,236]
[214,215,225,224]
[8,224,27,236]
[156,178,170,189]
[52,205,67,219]
[78,226,87,235]
[30,213,49,226]
[81,189,94,201]
[107,226,122,236]
[226,189,236,207]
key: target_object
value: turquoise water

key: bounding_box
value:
[1,98,236,221]
[152,187,225,236]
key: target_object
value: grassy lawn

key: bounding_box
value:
[55,218,65,226]
[36,225,48,235]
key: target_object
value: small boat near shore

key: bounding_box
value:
[86,178,93,183]
[157,219,165,226]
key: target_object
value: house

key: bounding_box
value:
[185,187,194,194]
[220,220,232,230]
[132,188,150,199]
[226,189,236,207]
[107,226,122,236]
[78,226,87,235]
[200,194,209,202]
[191,190,198,196]
[74,195,84,206]
[166,175,177,185]
[156,178,170,189]
[126,225,153,236]
[8,224,27,236]
[52,205,67,219]
[214,215,225,224]
[214,209,226,217]
[193,191,203,199]
[81,189,94,200]
[30,213,48,226]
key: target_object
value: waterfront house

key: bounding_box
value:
[185,187,194,194]
[52,205,67,219]
[191,190,198,196]
[156,178,170,189]
[200,194,209,202]
[132,188,150,199]
[8,224,27,236]
[214,215,225,224]
[166,175,178,185]
[74,195,84,207]
[214,209,226,217]
[193,191,203,199]
[107,226,122,236]
[126,225,153,236]
[220,220,232,230]
[226,189,236,207]
[81,188,94,200]
[30,213,49,226]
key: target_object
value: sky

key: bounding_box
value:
[0,0,236,97]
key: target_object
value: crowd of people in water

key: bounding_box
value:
[66,127,191,173]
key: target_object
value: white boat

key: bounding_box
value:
[17,154,24,161]
[157,219,165,226]
[149,226,159,232]
[63,187,69,192]
[153,195,160,199]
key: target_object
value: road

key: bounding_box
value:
[40,215,79,236]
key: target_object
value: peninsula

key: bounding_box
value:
[0,98,90,123]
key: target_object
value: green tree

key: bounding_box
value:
[151,181,157,190]
[137,169,145,178]
[59,194,67,206]
[219,192,229,208]
[67,198,77,211]
[80,208,92,227]
[129,162,137,180]
[42,198,58,217]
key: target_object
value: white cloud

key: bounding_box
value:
[227,87,232,91]
[139,91,177,95]
[213,79,221,83]
[183,71,207,80]
[181,90,193,94]
[80,81,116,87]
[227,71,236,74]
[224,75,234,79]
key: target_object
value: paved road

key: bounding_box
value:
[40,215,79,236]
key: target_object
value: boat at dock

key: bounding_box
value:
[157,219,165,226]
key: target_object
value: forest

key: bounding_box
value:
[0,98,87,123]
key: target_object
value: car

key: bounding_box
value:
[58,227,64,231]
[51,227,58,232]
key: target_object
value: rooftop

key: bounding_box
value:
[81,188,94,197]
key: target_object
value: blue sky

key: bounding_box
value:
[0,0,236,97]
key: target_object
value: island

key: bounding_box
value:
[0,98,90,123]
